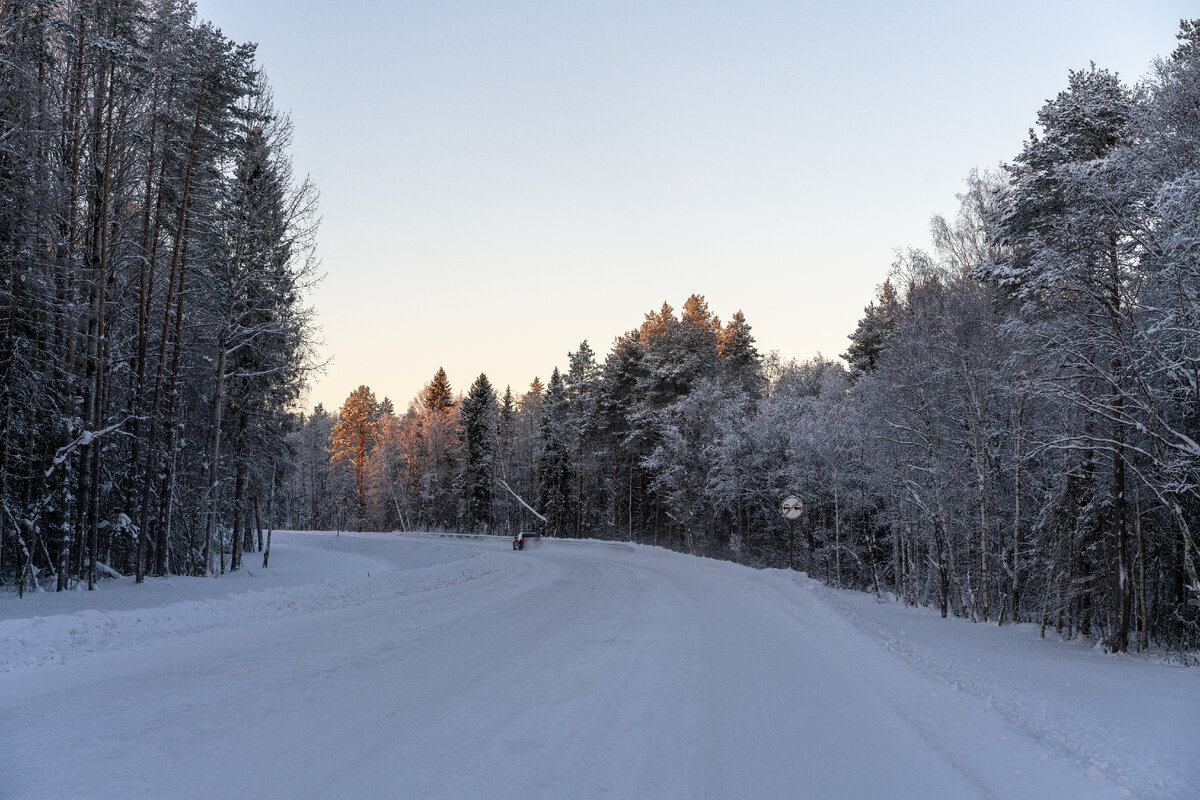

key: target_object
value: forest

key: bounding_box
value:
[3,6,1200,656]
[298,22,1200,654]
[0,1,317,590]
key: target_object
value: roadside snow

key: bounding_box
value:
[0,531,493,672]
[799,577,1200,800]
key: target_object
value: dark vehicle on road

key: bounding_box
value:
[513,532,541,550]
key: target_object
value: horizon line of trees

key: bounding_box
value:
[292,20,1200,653]
[0,0,319,594]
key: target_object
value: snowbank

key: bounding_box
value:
[0,531,493,672]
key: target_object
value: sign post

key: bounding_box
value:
[781,495,804,570]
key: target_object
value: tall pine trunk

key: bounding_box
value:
[137,78,206,582]
[153,207,192,577]
[203,342,227,575]
[230,413,248,571]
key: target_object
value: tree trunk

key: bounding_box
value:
[129,78,171,506]
[254,495,264,552]
[1010,398,1023,625]
[832,462,842,589]
[230,413,248,571]
[203,342,227,575]
[152,206,193,578]
[137,78,206,583]
[83,47,116,590]
[1110,367,1130,649]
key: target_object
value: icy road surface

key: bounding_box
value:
[1,532,1195,799]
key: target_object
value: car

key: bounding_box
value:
[512,532,542,550]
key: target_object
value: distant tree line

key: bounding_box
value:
[0,1,318,593]
[297,22,1200,653]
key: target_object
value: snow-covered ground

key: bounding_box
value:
[1,531,1195,799]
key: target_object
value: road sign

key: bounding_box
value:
[781,496,803,520]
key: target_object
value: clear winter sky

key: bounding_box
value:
[193,0,1192,413]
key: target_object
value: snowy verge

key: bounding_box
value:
[754,566,1199,800]
[0,531,494,673]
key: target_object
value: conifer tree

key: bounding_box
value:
[566,341,602,537]
[330,386,379,530]
[537,369,573,536]
[422,367,455,414]
[500,386,515,428]
[494,386,519,531]
[843,280,899,377]
[458,374,498,531]
[989,65,1136,649]
[717,310,763,396]
[0,0,318,589]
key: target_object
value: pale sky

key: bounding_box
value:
[194,0,1192,412]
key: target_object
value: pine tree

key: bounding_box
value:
[458,374,497,531]
[990,65,1136,649]
[500,386,515,428]
[493,386,518,531]
[566,341,602,537]
[329,386,380,530]
[537,369,572,537]
[843,280,899,377]
[422,367,455,415]
[717,310,763,396]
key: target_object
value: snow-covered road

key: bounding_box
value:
[1,532,1194,799]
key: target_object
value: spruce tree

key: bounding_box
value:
[537,368,573,537]
[843,280,899,377]
[422,367,455,414]
[717,310,763,396]
[458,374,497,531]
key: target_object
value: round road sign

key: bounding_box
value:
[781,496,803,519]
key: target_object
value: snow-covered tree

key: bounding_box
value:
[458,374,498,531]
[537,369,573,537]
[329,386,380,531]
[0,1,318,591]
